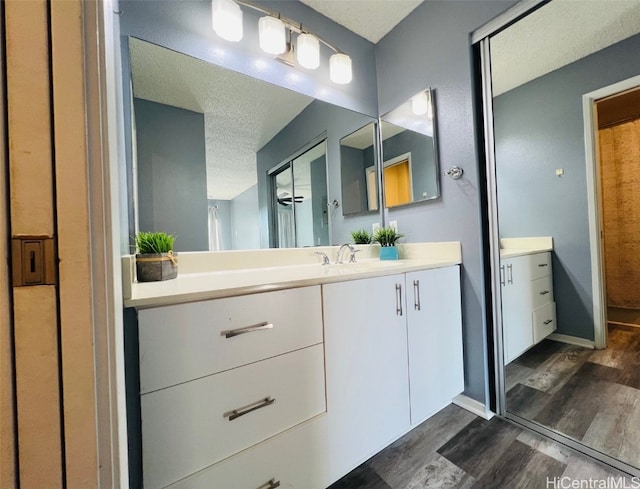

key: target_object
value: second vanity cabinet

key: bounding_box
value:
[501,251,557,363]
[137,265,464,488]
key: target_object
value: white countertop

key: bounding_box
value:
[123,242,462,308]
[500,237,553,259]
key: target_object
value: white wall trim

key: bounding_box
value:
[547,333,595,350]
[582,73,640,350]
[453,394,495,420]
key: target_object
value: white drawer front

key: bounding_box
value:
[166,415,332,489]
[526,252,552,280]
[533,302,557,344]
[138,286,323,393]
[531,275,553,310]
[142,344,326,489]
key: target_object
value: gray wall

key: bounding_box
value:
[376,0,516,403]
[231,185,260,250]
[134,98,208,251]
[494,33,640,340]
[257,100,380,247]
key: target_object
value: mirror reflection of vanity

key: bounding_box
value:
[480,0,640,474]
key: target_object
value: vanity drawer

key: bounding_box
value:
[530,275,553,310]
[141,344,326,489]
[138,286,323,393]
[533,302,557,343]
[526,252,552,281]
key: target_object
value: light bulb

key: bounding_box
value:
[329,53,352,84]
[259,16,287,55]
[211,0,243,42]
[297,33,320,70]
[411,92,429,116]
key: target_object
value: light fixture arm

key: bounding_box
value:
[235,0,345,54]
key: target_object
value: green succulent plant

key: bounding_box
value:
[351,229,372,245]
[135,231,176,254]
[372,227,404,247]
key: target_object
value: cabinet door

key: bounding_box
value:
[406,266,464,425]
[502,256,534,363]
[323,274,410,480]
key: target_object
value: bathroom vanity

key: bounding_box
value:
[500,237,556,364]
[123,242,464,488]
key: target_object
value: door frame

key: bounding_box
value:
[582,73,640,349]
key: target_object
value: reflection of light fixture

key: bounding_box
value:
[259,16,286,55]
[297,33,320,69]
[211,0,243,42]
[329,53,352,84]
[411,91,429,116]
[211,0,352,84]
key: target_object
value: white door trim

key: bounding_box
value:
[582,73,640,349]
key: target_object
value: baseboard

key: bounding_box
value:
[452,394,494,420]
[548,333,595,349]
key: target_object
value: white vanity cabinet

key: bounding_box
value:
[501,252,556,363]
[322,265,464,481]
[406,267,464,425]
[138,286,326,489]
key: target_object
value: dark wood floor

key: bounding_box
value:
[506,324,640,469]
[329,404,628,488]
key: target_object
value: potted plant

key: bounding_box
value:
[351,229,372,245]
[134,231,178,282]
[372,227,404,260]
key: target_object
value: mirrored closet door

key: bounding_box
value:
[480,0,640,475]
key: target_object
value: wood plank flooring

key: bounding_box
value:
[329,404,629,488]
[505,324,640,469]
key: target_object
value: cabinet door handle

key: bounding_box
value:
[539,290,550,295]
[221,321,273,339]
[413,280,421,311]
[543,319,553,325]
[500,265,505,286]
[507,264,513,284]
[256,479,280,489]
[395,283,403,316]
[538,263,549,268]
[223,397,276,421]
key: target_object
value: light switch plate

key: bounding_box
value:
[389,221,398,232]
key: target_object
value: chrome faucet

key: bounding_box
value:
[335,243,355,264]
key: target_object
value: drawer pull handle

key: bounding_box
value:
[539,290,550,295]
[256,479,280,489]
[543,319,553,325]
[500,265,505,286]
[396,283,403,316]
[538,263,548,267]
[507,264,513,284]
[224,397,276,421]
[413,280,421,311]
[221,321,273,339]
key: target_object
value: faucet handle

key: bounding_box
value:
[314,251,330,265]
[349,249,361,263]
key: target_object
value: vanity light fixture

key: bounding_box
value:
[211,0,352,84]
[211,0,243,42]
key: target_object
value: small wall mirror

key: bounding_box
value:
[380,88,440,208]
[339,122,379,216]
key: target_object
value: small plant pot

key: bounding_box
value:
[379,246,399,261]
[136,252,178,282]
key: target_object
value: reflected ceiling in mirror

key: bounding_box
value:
[380,89,440,208]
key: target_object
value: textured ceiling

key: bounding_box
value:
[129,38,313,200]
[299,0,423,43]
[491,0,640,96]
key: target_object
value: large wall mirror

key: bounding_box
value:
[486,0,640,472]
[127,37,379,252]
